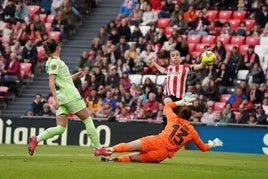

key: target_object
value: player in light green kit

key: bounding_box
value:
[28,39,111,157]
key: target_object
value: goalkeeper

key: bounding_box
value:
[101,92,223,163]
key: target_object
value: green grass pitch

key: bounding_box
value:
[0,144,268,179]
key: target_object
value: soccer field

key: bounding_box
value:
[0,144,267,179]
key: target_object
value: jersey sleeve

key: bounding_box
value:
[47,58,60,75]
[164,102,181,123]
[191,127,210,152]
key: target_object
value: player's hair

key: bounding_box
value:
[43,39,60,56]
[178,106,192,121]
[156,50,170,59]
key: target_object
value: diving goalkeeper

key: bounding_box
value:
[101,92,223,163]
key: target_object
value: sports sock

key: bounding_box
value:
[112,143,130,152]
[82,117,101,148]
[37,125,65,142]
[118,155,131,162]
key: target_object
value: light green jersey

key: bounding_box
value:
[46,56,81,104]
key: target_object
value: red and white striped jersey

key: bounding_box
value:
[164,63,191,99]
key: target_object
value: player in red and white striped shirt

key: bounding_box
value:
[152,49,205,103]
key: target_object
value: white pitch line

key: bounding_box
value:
[0,154,93,157]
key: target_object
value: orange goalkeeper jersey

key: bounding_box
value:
[157,102,210,153]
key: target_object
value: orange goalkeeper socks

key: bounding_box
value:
[118,155,131,162]
[112,143,130,152]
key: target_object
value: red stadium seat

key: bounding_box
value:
[245,36,260,46]
[20,63,32,79]
[46,14,55,23]
[188,43,196,54]
[232,11,247,20]
[187,35,202,44]
[37,46,45,62]
[48,31,61,41]
[228,19,241,30]
[230,36,245,46]
[39,14,47,23]
[0,86,9,109]
[156,18,171,28]
[213,102,226,112]
[190,51,201,58]
[45,23,52,33]
[245,19,255,30]
[220,94,231,102]
[195,43,210,52]
[239,45,249,55]
[28,5,40,18]
[206,10,218,21]
[216,35,231,45]
[165,26,173,37]
[201,35,216,45]
[225,44,238,52]
[218,10,233,23]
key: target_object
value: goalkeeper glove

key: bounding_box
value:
[208,138,223,148]
[175,92,196,106]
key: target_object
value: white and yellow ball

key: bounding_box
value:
[200,51,216,66]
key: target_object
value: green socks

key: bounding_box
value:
[37,125,65,142]
[82,117,101,148]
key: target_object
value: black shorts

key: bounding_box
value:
[163,94,182,102]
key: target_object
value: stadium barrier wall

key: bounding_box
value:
[0,117,268,155]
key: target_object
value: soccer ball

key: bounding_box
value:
[200,51,216,66]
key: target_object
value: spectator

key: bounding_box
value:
[227,87,248,111]
[32,14,46,38]
[228,110,248,124]
[247,114,258,125]
[2,22,13,45]
[200,106,216,125]
[77,80,91,99]
[212,40,226,66]
[171,13,188,35]
[95,102,113,118]
[74,50,89,72]
[174,35,189,58]
[230,46,244,72]
[14,0,30,24]
[190,99,203,122]
[121,89,135,112]
[222,103,234,123]
[140,4,158,26]
[161,36,176,51]
[220,22,234,36]
[178,0,190,13]
[39,103,55,116]
[248,83,264,105]
[117,18,131,42]
[130,25,143,43]
[143,92,159,120]
[119,71,131,91]
[59,0,75,36]
[93,65,106,87]
[254,4,268,28]
[118,0,136,19]
[170,4,181,24]
[214,63,234,87]
[183,5,198,25]
[158,0,175,18]
[261,97,268,116]
[248,62,266,85]
[1,52,21,88]
[102,90,117,111]
[40,0,53,15]
[2,0,16,24]
[150,0,162,10]
[106,66,120,89]
[13,21,27,45]
[50,0,64,15]
[115,36,130,60]
[85,88,102,117]
[23,23,43,46]
[21,39,38,73]
[128,3,143,26]
[155,85,164,103]
[97,26,109,45]
[139,43,155,65]
[236,21,247,36]
[213,111,226,126]
[261,22,268,36]
[205,79,219,101]
[188,11,209,36]
[30,93,46,115]
[242,45,260,70]
[51,9,68,41]
[90,37,102,52]
[115,106,131,122]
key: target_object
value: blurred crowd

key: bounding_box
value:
[24,0,268,126]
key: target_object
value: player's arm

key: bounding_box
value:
[191,63,205,71]
[192,129,223,151]
[151,57,167,74]
[71,71,84,81]
[48,74,59,110]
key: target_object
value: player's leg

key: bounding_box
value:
[28,114,68,156]
[110,139,142,153]
[74,99,111,156]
